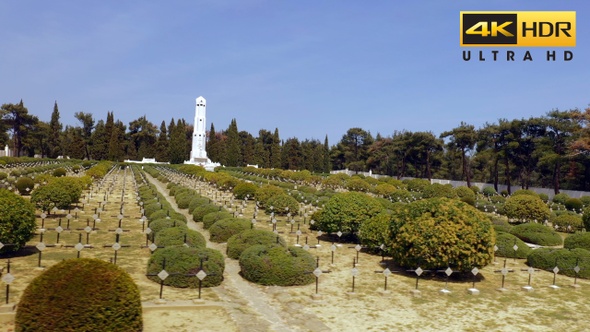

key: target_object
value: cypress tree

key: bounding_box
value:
[155,120,169,162]
[270,128,281,168]
[48,101,62,158]
[225,119,241,167]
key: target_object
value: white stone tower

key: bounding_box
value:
[190,96,209,163]
[186,96,220,171]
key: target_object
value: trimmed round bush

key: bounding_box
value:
[565,198,583,212]
[455,186,476,206]
[209,218,251,243]
[538,193,549,203]
[0,172,7,181]
[490,195,506,204]
[0,189,37,252]
[389,189,416,203]
[509,223,562,246]
[491,216,512,233]
[193,204,222,223]
[551,213,583,233]
[239,245,315,286]
[16,258,142,331]
[233,182,258,200]
[149,209,170,221]
[265,194,299,216]
[188,196,210,214]
[176,194,193,209]
[148,218,188,241]
[147,247,224,287]
[527,248,590,279]
[227,229,287,259]
[482,187,497,196]
[502,195,550,222]
[580,196,590,207]
[390,198,495,270]
[15,177,34,195]
[345,178,371,192]
[494,232,532,258]
[255,185,284,207]
[421,183,457,199]
[404,178,430,192]
[564,232,590,251]
[583,207,590,231]
[314,191,383,234]
[203,211,235,229]
[155,228,206,248]
[52,167,67,177]
[552,193,570,205]
[144,202,164,218]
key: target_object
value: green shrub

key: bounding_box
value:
[538,193,549,203]
[509,223,562,246]
[147,247,224,287]
[373,183,396,198]
[390,198,495,270]
[358,212,392,254]
[501,190,509,196]
[193,204,222,223]
[565,198,583,212]
[490,195,506,204]
[314,191,383,234]
[239,245,315,286]
[404,178,430,192]
[0,189,37,252]
[551,213,583,233]
[512,189,538,197]
[15,177,34,195]
[491,216,512,233]
[494,232,532,258]
[527,248,590,279]
[345,178,371,192]
[255,185,284,207]
[149,209,170,221]
[155,228,206,248]
[16,258,142,331]
[564,232,590,251]
[265,194,299,216]
[421,183,457,199]
[580,196,590,207]
[203,211,235,229]
[502,195,550,222]
[455,186,476,205]
[482,187,497,196]
[148,218,188,241]
[552,193,570,205]
[226,229,286,259]
[0,172,7,181]
[188,196,210,214]
[176,194,192,209]
[209,218,251,243]
[144,202,164,217]
[389,189,416,203]
[233,182,258,200]
[470,186,480,194]
[52,167,67,177]
[72,165,81,173]
[583,207,590,231]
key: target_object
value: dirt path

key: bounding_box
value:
[146,173,315,332]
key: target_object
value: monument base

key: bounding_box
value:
[184,158,221,172]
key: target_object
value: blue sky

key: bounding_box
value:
[1,1,588,144]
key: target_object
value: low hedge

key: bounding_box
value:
[155,228,206,249]
[239,245,315,286]
[494,232,532,258]
[147,247,224,287]
[564,232,590,251]
[16,258,142,331]
[226,229,287,259]
[527,248,590,279]
[203,211,235,229]
[209,218,251,243]
[509,223,563,246]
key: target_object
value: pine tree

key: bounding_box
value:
[48,101,62,158]
[225,119,241,167]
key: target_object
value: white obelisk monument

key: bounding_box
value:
[185,96,220,171]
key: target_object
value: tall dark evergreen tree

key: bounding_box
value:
[0,101,38,157]
[270,128,282,168]
[225,119,241,167]
[74,112,94,160]
[169,119,187,164]
[155,120,170,162]
[323,135,331,173]
[239,130,256,165]
[48,101,63,158]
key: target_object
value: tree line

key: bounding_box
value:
[2,100,590,192]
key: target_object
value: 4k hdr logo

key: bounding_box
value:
[460,11,576,47]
